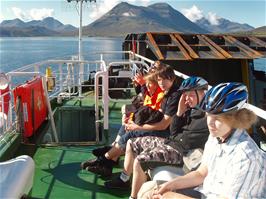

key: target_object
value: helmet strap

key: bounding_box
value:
[195,90,199,105]
[217,129,235,144]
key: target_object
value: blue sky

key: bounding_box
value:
[0,0,265,28]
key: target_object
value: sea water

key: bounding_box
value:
[254,58,266,72]
[0,37,265,72]
[0,37,123,73]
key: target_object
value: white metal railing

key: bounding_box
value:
[0,57,106,142]
[0,50,265,145]
[94,58,150,142]
[0,72,59,142]
[0,51,138,143]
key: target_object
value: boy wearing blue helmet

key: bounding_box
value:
[151,82,266,199]
[105,76,210,199]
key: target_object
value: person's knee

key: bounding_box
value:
[125,140,133,154]
[113,142,125,154]
[118,125,126,136]
[137,181,158,199]
[133,158,141,170]
[117,138,126,151]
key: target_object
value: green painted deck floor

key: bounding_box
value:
[29,97,132,199]
[30,146,129,199]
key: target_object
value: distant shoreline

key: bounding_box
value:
[0,35,125,39]
[1,32,265,38]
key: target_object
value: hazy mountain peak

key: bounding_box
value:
[113,1,137,10]
[196,17,254,33]
[43,16,56,21]
[42,17,63,27]
[11,18,24,23]
[105,2,139,17]
[1,18,26,27]
[148,3,172,9]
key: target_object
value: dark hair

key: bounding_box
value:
[156,64,176,81]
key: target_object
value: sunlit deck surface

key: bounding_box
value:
[30,146,129,199]
[27,94,131,199]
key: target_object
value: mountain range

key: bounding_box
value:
[0,2,260,37]
[83,2,206,37]
[196,17,254,33]
[0,17,76,37]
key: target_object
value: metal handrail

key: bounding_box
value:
[129,51,266,120]
[1,50,265,146]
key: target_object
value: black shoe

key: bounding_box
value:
[92,146,121,166]
[92,146,112,157]
[114,157,120,166]
[80,157,99,170]
[86,164,112,177]
[104,177,130,189]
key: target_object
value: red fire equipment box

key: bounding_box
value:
[13,76,48,137]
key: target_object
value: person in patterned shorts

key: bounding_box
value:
[105,76,210,199]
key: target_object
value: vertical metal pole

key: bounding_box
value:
[94,72,99,143]
[42,77,59,143]
[103,70,109,130]
[78,0,84,97]
[59,63,63,92]
[79,0,83,62]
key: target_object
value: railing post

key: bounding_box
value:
[78,63,83,98]
[102,71,109,131]
[42,77,59,143]
[59,63,63,92]
[34,65,39,73]
[94,71,100,143]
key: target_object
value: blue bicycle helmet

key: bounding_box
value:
[178,76,208,92]
[199,82,248,114]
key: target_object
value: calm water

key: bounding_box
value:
[254,58,266,72]
[0,37,265,72]
[0,37,123,73]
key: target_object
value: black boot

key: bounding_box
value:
[92,146,112,157]
[92,146,120,166]
[80,156,101,170]
[104,176,130,189]
[86,156,116,177]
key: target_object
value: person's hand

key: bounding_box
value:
[152,194,162,199]
[125,121,140,131]
[134,73,145,86]
[152,182,175,199]
[123,115,130,124]
[176,93,189,116]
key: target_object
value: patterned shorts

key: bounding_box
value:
[130,136,183,170]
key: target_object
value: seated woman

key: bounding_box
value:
[81,65,180,177]
[148,82,266,199]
